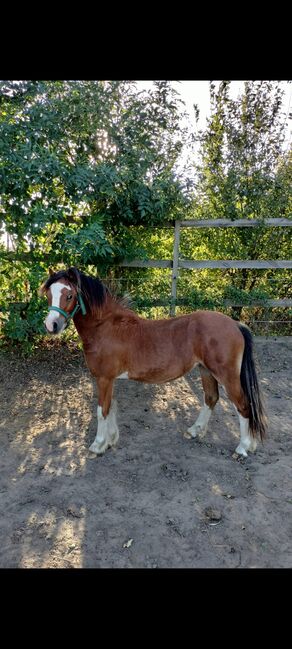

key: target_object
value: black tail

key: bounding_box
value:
[238,324,267,440]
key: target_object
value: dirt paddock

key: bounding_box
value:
[0,337,291,568]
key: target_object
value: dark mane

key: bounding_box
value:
[42,267,107,314]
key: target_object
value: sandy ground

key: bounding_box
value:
[0,337,291,568]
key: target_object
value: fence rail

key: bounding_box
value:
[1,218,291,319]
[120,218,292,315]
[121,259,292,269]
[178,218,292,228]
[134,298,292,308]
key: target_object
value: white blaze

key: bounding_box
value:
[45,282,68,333]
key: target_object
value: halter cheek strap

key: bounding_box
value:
[48,293,87,322]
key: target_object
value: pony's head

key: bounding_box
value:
[40,267,83,335]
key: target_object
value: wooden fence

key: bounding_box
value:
[119,218,292,316]
[1,218,291,321]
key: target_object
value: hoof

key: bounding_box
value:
[235,444,248,458]
[188,423,207,438]
[89,441,108,455]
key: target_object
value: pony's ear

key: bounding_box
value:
[67,267,81,290]
[38,282,46,297]
[49,267,54,276]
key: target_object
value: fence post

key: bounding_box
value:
[170,220,181,316]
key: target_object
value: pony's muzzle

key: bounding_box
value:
[44,315,66,335]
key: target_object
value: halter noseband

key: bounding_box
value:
[48,292,87,322]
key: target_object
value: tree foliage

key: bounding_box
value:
[181,81,291,314]
[0,80,190,264]
[0,79,291,350]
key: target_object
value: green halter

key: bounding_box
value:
[48,292,87,322]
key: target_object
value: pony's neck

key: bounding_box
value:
[100,293,136,319]
[74,291,135,327]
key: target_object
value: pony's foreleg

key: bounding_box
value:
[188,366,219,438]
[89,378,119,455]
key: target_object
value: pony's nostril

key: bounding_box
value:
[53,322,58,333]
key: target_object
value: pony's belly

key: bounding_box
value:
[129,364,195,383]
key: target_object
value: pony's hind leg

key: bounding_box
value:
[236,412,257,456]
[188,366,219,438]
[89,378,119,455]
[223,378,255,457]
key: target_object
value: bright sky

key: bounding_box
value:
[136,80,292,144]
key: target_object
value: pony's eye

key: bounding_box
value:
[67,294,73,301]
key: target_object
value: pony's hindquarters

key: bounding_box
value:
[187,314,266,457]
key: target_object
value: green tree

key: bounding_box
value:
[183,81,292,314]
[0,80,191,349]
[0,80,190,267]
